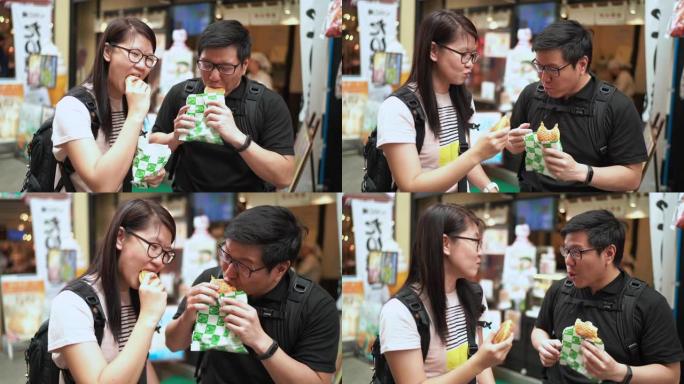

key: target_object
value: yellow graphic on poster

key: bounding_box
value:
[446,342,469,371]
[439,141,460,166]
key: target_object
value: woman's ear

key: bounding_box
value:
[430,42,439,62]
[442,234,451,256]
[116,226,125,251]
[103,44,112,63]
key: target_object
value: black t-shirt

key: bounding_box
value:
[173,267,339,384]
[510,74,647,192]
[152,77,294,191]
[535,271,684,383]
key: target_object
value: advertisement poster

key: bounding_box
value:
[356,1,399,82]
[341,278,364,342]
[0,276,45,341]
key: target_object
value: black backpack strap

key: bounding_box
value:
[55,86,101,192]
[61,279,107,384]
[464,281,484,359]
[395,287,430,361]
[616,276,645,364]
[589,80,616,163]
[244,79,265,137]
[65,279,106,344]
[392,88,426,154]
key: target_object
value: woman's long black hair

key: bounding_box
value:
[403,203,485,343]
[65,199,175,343]
[403,10,478,138]
[85,18,156,142]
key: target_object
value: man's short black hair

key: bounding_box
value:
[224,205,306,270]
[560,209,625,267]
[197,20,251,62]
[533,19,593,67]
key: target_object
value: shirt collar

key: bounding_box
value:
[580,269,626,297]
[557,72,596,102]
[225,76,248,100]
[253,268,292,303]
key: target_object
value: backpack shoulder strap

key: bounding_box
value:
[244,78,265,136]
[448,85,470,193]
[182,78,203,98]
[616,276,646,364]
[68,86,100,139]
[395,286,430,361]
[391,88,426,154]
[589,80,617,161]
[64,279,106,345]
[464,281,487,358]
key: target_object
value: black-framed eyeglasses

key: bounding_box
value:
[449,235,483,251]
[217,242,267,278]
[559,247,596,261]
[531,59,571,78]
[197,59,242,75]
[108,43,159,68]
[125,230,175,264]
[435,42,479,64]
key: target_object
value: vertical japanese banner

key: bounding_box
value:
[296,0,331,191]
[357,1,399,134]
[649,193,678,308]
[350,199,394,360]
[642,0,676,190]
[356,1,398,82]
[11,2,53,84]
[30,197,73,309]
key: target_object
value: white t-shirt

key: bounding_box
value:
[52,85,125,192]
[376,86,475,192]
[47,275,137,383]
[379,286,488,378]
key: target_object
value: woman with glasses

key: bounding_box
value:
[378,203,513,383]
[375,10,511,192]
[47,199,175,384]
[52,17,163,192]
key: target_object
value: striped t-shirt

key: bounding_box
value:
[119,305,137,351]
[435,92,462,167]
[109,111,125,147]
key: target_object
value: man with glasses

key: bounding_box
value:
[150,20,294,191]
[531,210,682,383]
[165,205,339,383]
[506,20,647,192]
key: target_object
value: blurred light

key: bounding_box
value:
[238,196,246,203]
[20,213,29,222]
[354,44,359,51]
[0,17,5,23]
[343,13,351,20]
[23,234,32,242]
[18,224,24,231]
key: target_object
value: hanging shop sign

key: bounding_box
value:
[10,2,53,85]
[29,197,76,303]
[595,3,628,25]
[250,3,282,25]
[356,1,399,82]
[649,193,678,308]
[642,0,676,190]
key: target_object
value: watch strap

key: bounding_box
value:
[236,134,252,153]
[256,339,279,360]
[584,164,594,185]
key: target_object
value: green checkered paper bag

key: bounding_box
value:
[190,288,249,353]
[559,324,604,383]
[523,132,563,178]
[132,136,171,189]
[181,92,224,144]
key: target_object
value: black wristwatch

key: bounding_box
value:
[621,365,633,384]
[236,134,252,152]
[584,164,594,185]
[256,339,279,360]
